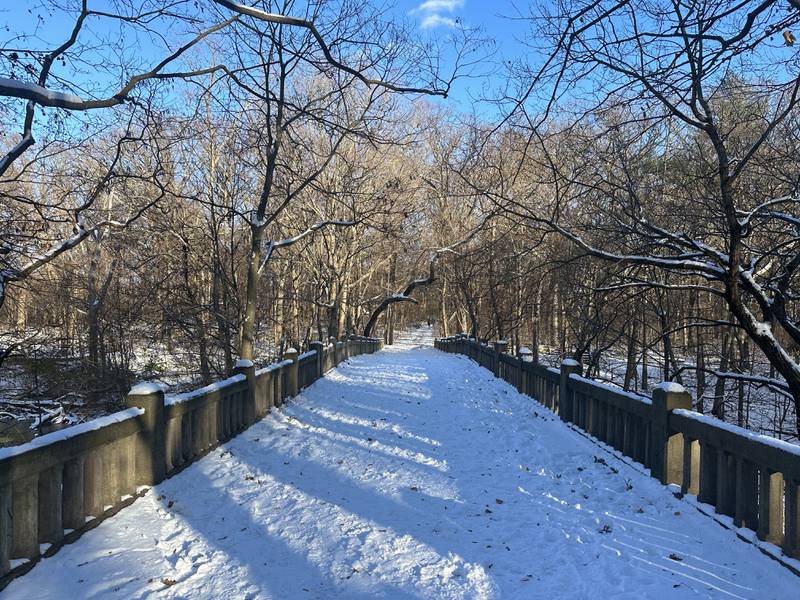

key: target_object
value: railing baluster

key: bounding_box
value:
[62,456,85,530]
[103,441,119,508]
[698,441,717,506]
[181,413,193,461]
[784,479,800,558]
[120,436,136,498]
[192,408,203,457]
[614,408,625,451]
[622,413,633,456]
[734,457,758,529]
[84,449,104,519]
[11,476,39,559]
[37,465,63,545]
[167,416,181,472]
[716,450,735,517]
[681,438,700,496]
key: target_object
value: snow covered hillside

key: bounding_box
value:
[4,327,798,599]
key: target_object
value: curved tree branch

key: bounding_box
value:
[363,255,438,337]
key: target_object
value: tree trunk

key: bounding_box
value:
[531,282,542,363]
[438,278,449,338]
[240,224,263,361]
[623,319,638,391]
[737,336,750,427]
[696,327,706,413]
[641,308,649,392]
[712,329,734,420]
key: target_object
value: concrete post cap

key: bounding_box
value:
[128,382,167,396]
[652,381,692,411]
[653,381,687,394]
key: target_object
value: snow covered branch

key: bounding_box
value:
[258,219,360,274]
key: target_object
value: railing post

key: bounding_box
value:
[559,359,581,421]
[493,340,508,377]
[310,341,325,380]
[233,359,257,426]
[651,382,692,485]
[518,347,533,395]
[284,348,299,397]
[126,383,167,486]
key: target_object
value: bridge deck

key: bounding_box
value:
[5,329,797,599]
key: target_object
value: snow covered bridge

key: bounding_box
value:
[3,329,799,598]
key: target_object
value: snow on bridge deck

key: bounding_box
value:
[5,329,798,599]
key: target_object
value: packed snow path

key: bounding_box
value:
[6,330,798,599]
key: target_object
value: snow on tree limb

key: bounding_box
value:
[0,78,86,108]
[258,219,360,274]
[0,17,236,114]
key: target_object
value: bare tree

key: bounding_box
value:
[478,0,800,430]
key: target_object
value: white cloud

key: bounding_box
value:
[420,14,457,29]
[417,0,464,11]
[411,0,464,29]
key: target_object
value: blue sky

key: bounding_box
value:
[398,0,529,113]
[1,1,526,117]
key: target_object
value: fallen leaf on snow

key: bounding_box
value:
[668,553,682,561]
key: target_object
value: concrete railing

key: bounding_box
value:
[435,334,800,561]
[0,336,382,584]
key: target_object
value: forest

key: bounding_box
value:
[2,0,800,444]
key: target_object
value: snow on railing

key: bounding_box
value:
[165,374,246,406]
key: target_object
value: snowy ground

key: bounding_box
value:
[5,327,798,599]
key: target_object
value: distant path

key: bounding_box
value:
[4,328,797,599]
